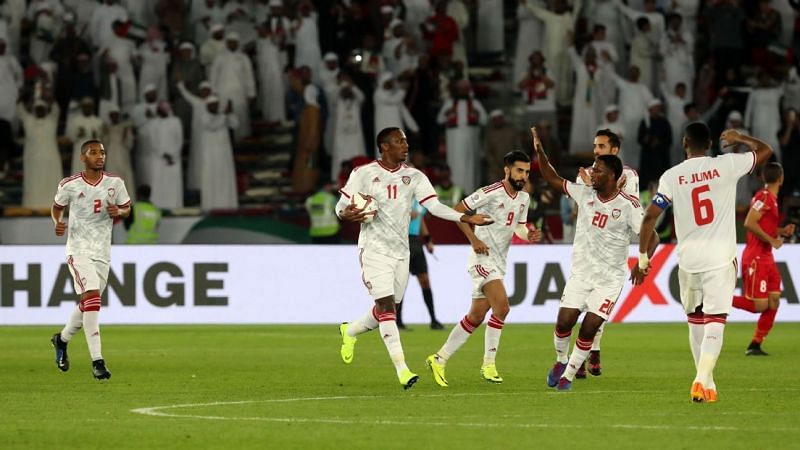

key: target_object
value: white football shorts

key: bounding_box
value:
[560,275,624,321]
[678,261,737,315]
[66,254,109,295]
[468,262,504,299]
[358,248,409,302]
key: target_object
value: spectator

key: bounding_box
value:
[630,17,659,93]
[373,72,418,155]
[423,0,459,59]
[293,1,322,82]
[27,0,64,64]
[66,97,105,174]
[744,72,783,159]
[661,81,690,165]
[177,79,213,191]
[138,26,170,102]
[607,64,655,169]
[597,104,625,141]
[513,0,544,87]
[18,98,62,209]
[210,32,256,141]
[661,13,694,100]
[568,42,603,153]
[200,23,226,68]
[433,165,464,207]
[190,0,225,45]
[437,79,487,192]
[255,20,288,126]
[331,77,366,182]
[50,13,91,117]
[143,101,184,209]
[90,0,129,51]
[291,84,322,193]
[199,96,239,211]
[518,50,556,129]
[103,105,135,193]
[405,53,440,155]
[637,99,672,188]
[125,185,162,244]
[305,183,341,244]
[483,110,521,183]
[99,20,136,111]
[777,108,800,196]
[170,42,205,138]
[704,0,746,87]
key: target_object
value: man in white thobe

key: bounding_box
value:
[255,20,286,124]
[198,95,239,211]
[209,32,256,140]
[130,84,159,185]
[477,0,504,54]
[320,53,340,154]
[568,44,603,153]
[513,0,544,86]
[331,79,366,181]
[661,13,694,100]
[373,72,418,156]
[142,101,183,209]
[292,2,321,82]
[0,38,23,123]
[436,80,487,193]
[90,0,128,50]
[67,97,106,174]
[137,27,170,101]
[200,23,226,69]
[607,64,654,169]
[177,80,213,191]
[100,20,137,112]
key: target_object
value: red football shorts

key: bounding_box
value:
[742,256,782,299]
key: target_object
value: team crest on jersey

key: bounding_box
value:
[612,208,621,219]
[401,176,411,185]
[107,187,116,198]
[519,204,525,214]
[472,194,480,201]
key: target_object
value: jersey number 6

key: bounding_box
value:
[691,184,714,226]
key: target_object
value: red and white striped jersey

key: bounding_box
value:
[54,172,131,262]
[654,152,755,273]
[564,181,643,282]
[462,181,530,274]
[339,161,438,259]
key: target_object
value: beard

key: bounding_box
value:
[510,178,526,191]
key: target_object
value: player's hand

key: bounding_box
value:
[461,213,493,226]
[720,129,743,147]
[339,203,369,222]
[630,265,648,285]
[771,237,784,250]
[106,201,121,218]
[471,238,489,255]
[530,127,544,154]
[527,228,543,243]
[54,220,67,236]
[578,167,591,185]
[424,240,434,253]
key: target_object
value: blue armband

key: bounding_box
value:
[653,193,671,210]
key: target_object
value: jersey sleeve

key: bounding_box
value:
[414,173,438,205]
[116,179,132,207]
[629,202,645,235]
[339,168,363,200]
[728,151,757,178]
[623,170,640,198]
[53,181,71,208]
[461,187,492,212]
[563,180,591,205]
[519,196,531,224]
[750,190,771,212]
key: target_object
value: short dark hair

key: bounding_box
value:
[596,154,622,181]
[762,162,783,184]
[593,24,606,33]
[503,150,531,167]
[683,102,697,114]
[376,127,401,152]
[137,184,151,199]
[684,122,711,152]
[81,139,103,154]
[636,17,650,30]
[595,129,621,149]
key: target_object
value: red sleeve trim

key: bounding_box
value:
[747,151,756,175]
[117,200,131,208]
[53,202,65,209]
[338,189,351,199]
[461,198,474,211]
[562,179,570,198]
[419,194,437,205]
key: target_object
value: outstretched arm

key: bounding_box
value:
[453,200,489,255]
[530,127,566,191]
[422,196,493,226]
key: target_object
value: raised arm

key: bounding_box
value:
[530,127,567,191]
[720,129,773,167]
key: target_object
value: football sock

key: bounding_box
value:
[732,295,757,313]
[753,307,778,344]
[347,306,380,337]
[483,315,504,366]
[422,288,438,322]
[687,313,704,369]
[563,337,593,381]
[554,328,571,364]
[60,305,83,342]
[377,312,408,374]
[437,315,478,363]
[591,322,604,351]
[83,311,103,361]
[696,317,725,388]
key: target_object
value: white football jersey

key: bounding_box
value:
[575,166,640,197]
[54,172,131,262]
[654,152,755,273]
[339,161,438,259]
[565,181,643,282]
[462,182,531,274]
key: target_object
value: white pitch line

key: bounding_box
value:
[129,393,800,433]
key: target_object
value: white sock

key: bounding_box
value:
[83,311,103,361]
[591,322,604,351]
[377,312,408,375]
[554,328,571,364]
[697,319,725,388]
[347,306,379,337]
[437,315,478,363]
[60,306,83,342]
[563,337,593,381]
[687,314,705,369]
[483,315,504,366]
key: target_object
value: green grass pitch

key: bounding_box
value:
[1,323,798,449]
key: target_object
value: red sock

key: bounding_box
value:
[732,295,757,313]
[753,308,778,344]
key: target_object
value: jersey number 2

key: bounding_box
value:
[93,199,102,214]
[691,184,714,226]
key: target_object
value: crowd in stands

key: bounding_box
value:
[0,0,799,241]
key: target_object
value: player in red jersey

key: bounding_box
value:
[732,162,796,355]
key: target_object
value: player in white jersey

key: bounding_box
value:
[636,123,772,403]
[336,127,492,389]
[50,140,131,380]
[572,129,639,377]
[531,127,658,391]
[425,151,542,387]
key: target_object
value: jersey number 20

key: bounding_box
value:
[691,184,714,226]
